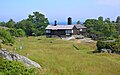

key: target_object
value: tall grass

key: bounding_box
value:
[5,36,120,75]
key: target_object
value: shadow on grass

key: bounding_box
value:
[87,50,100,54]
[73,44,79,50]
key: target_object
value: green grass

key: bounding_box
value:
[5,36,120,75]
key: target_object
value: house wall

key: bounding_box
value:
[46,29,73,38]
[72,26,78,35]
[77,28,87,36]
[46,26,83,38]
[51,30,66,35]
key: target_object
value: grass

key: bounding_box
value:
[4,36,120,75]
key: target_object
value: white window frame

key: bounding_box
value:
[80,29,83,31]
[46,30,51,33]
[65,30,72,34]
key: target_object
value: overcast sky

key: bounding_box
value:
[0,0,120,22]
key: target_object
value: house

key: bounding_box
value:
[46,17,87,38]
[46,25,77,38]
[75,24,87,35]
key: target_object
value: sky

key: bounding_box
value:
[0,0,120,23]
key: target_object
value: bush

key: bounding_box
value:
[7,28,26,37]
[96,40,106,51]
[0,58,35,75]
[0,44,2,49]
[16,28,26,37]
[96,39,120,52]
[0,29,14,44]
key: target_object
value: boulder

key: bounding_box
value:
[100,49,112,54]
[0,50,42,69]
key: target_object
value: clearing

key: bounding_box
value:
[3,36,120,75]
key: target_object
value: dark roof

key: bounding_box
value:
[46,25,75,30]
[75,24,87,29]
[46,24,87,30]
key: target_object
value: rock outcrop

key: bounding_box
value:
[0,50,42,69]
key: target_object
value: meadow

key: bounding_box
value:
[4,36,120,75]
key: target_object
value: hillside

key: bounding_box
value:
[3,36,120,75]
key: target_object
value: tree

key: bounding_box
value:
[76,20,81,24]
[7,28,18,37]
[116,16,120,23]
[1,11,49,36]
[84,17,117,40]
[98,16,103,21]
[15,12,49,36]
[0,22,6,26]
[16,20,36,36]
[105,18,110,23]
[6,19,15,28]
[115,23,120,35]
[16,29,26,37]
[0,29,14,44]
[7,28,26,37]
[26,11,49,35]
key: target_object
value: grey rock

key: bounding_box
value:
[0,50,41,69]
[100,49,112,53]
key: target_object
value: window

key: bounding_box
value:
[80,29,83,31]
[65,30,72,34]
[46,30,51,33]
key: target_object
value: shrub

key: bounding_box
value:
[0,44,2,49]
[16,28,26,37]
[96,39,120,52]
[0,29,14,44]
[0,57,35,75]
[7,28,26,37]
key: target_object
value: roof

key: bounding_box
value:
[75,24,87,29]
[46,25,75,30]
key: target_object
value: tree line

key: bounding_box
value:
[0,11,49,44]
[84,16,120,40]
[84,16,120,52]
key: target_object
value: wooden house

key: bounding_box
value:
[46,17,87,38]
[46,25,77,38]
[75,24,87,35]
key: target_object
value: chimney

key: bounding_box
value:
[54,20,57,26]
[68,17,72,25]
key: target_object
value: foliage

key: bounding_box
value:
[0,11,49,36]
[76,20,81,24]
[98,16,103,21]
[116,16,120,23]
[96,39,120,52]
[0,44,2,49]
[0,57,35,75]
[0,29,14,44]
[115,23,120,35]
[7,28,26,37]
[14,11,49,36]
[7,28,18,36]
[11,36,120,75]
[0,22,6,26]
[16,28,26,37]
[6,19,15,28]
[84,16,116,40]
